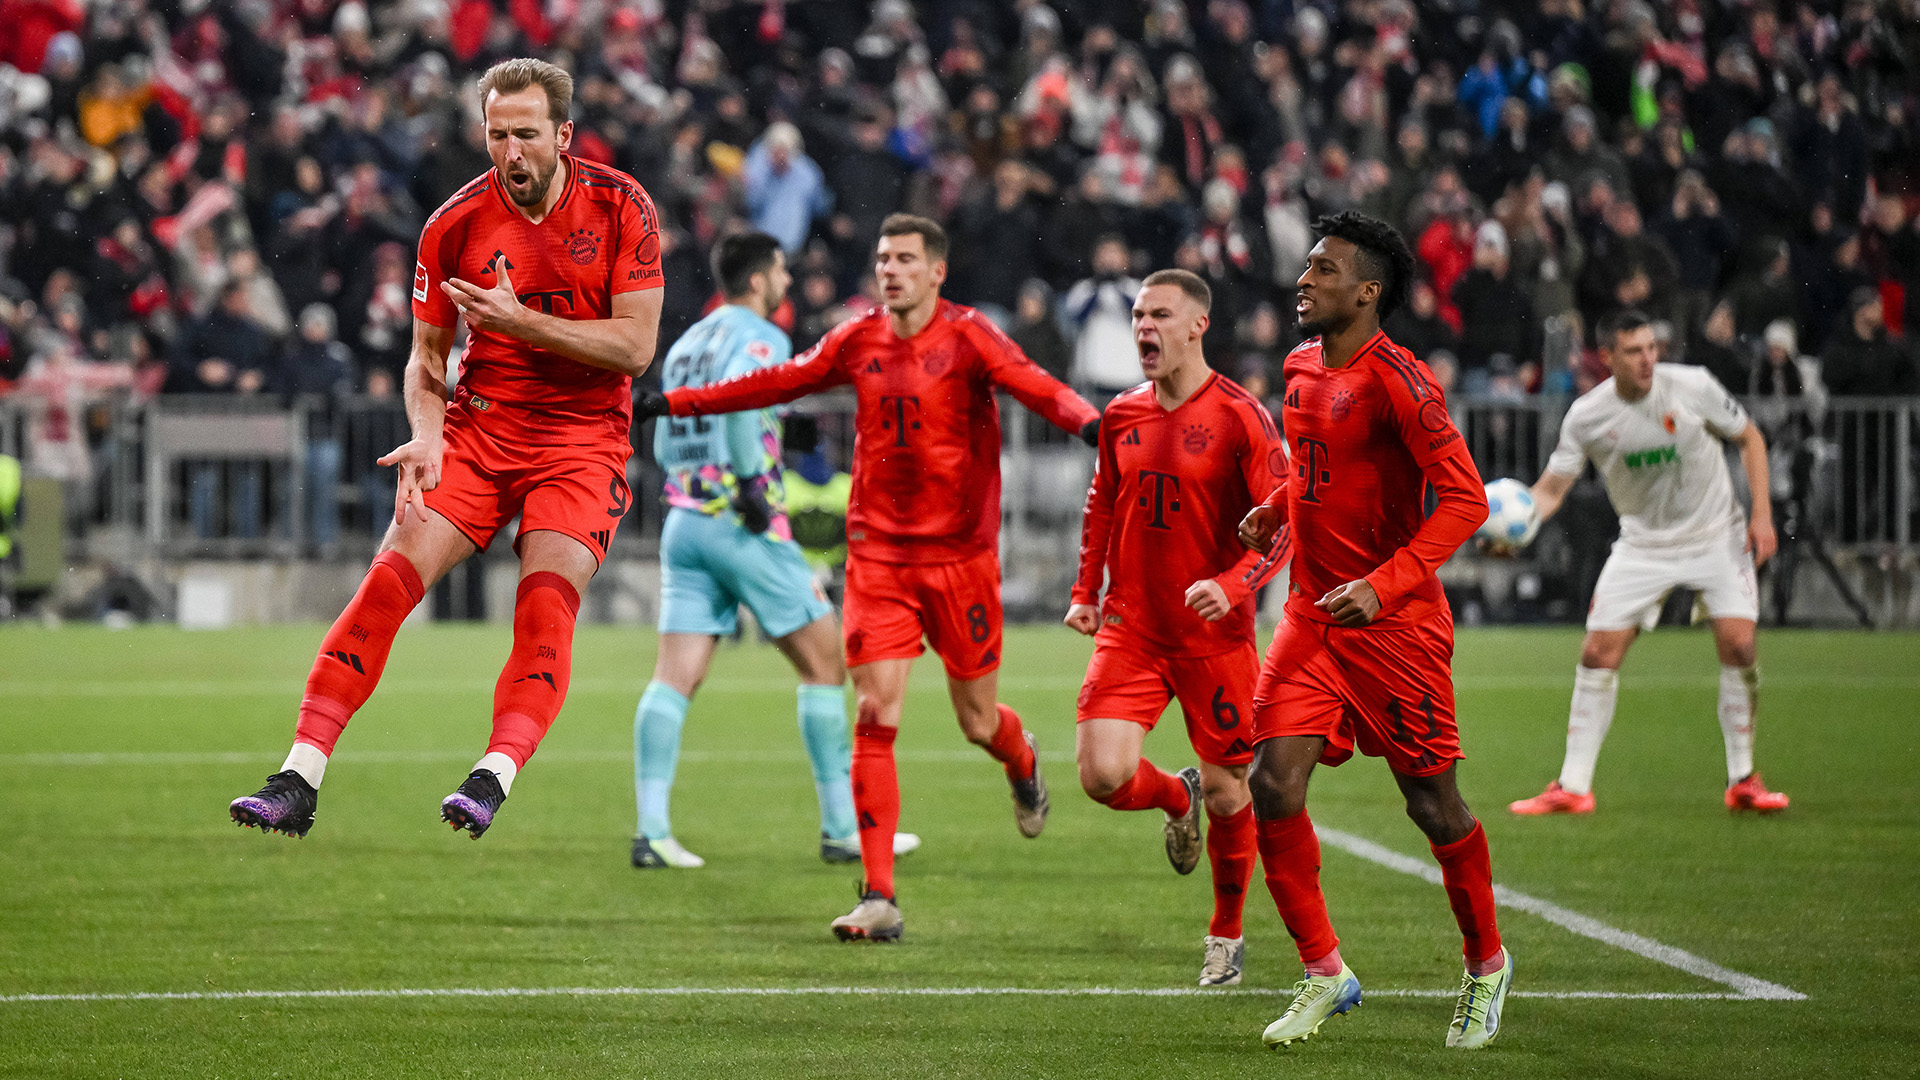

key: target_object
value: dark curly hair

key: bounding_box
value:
[1310,211,1416,321]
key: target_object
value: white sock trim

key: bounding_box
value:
[282,743,329,788]
[476,751,518,796]
[1558,665,1619,796]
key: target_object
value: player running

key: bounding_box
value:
[1237,212,1511,1050]
[631,231,919,869]
[1502,309,1787,816]
[1066,269,1289,988]
[639,213,1099,942]
[229,59,663,840]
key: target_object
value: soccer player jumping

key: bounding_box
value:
[1237,212,1511,1050]
[631,231,918,869]
[1502,309,1787,816]
[230,59,663,839]
[639,214,1099,941]
[1066,269,1289,988]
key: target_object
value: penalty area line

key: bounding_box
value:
[1314,827,1806,1002]
[0,986,1773,1006]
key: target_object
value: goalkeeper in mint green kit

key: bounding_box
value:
[634,232,919,868]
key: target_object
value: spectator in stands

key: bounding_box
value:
[1452,221,1535,390]
[1546,106,1632,203]
[170,280,273,540]
[1062,234,1141,400]
[1579,198,1680,329]
[744,122,830,255]
[1652,170,1738,336]
[1823,290,1918,397]
[277,304,355,550]
[1726,238,1803,340]
[950,159,1044,317]
[1805,228,1874,355]
[1385,277,1458,365]
[1683,300,1755,394]
[1009,279,1069,383]
[827,106,909,268]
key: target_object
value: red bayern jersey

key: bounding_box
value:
[668,299,1098,564]
[1073,373,1292,657]
[1271,330,1487,629]
[412,155,663,445]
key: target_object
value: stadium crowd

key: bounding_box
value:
[1,0,1917,489]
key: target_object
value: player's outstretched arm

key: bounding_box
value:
[376,319,457,526]
[1529,470,1576,525]
[442,265,663,377]
[970,316,1100,440]
[1733,421,1777,566]
[1068,427,1120,632]
[663,341,850,418]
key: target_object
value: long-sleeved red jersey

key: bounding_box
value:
[1266,330,1487,628]
[667,299,1098,564]
[1073,373,1291,657]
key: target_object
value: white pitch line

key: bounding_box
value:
[0,749,1071,768]
[0,985,1763,1006]
[1315,827,1806,1002]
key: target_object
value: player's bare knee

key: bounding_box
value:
[1199,767,1250,817]
[1202,783,1251,818]
[854,695,900,729]
[1247,764,1306,820]
[1715,632,1757,668]
[1076,757,1126,800]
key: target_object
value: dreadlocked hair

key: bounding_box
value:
[1310,211,1416,321]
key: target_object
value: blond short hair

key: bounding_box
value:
[477,58,574,128]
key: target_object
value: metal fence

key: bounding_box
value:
[1,389,1914,622]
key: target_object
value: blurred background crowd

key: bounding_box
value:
[0,0,1917,548]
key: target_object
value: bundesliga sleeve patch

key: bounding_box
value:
[413,261,430,303]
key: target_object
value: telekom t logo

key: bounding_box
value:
[1136,469,1183,529]
[879,395,922,447]
[1295,436,1331,503]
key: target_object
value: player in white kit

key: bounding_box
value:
[1500,310,1790,815]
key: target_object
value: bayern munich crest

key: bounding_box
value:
[1181,424,1212,454]
[567,228,600,265]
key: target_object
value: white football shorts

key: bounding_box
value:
[1586,525,1759,631]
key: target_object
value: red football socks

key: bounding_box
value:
[1257,810,1340,966]
[1431,821,1504,971]
[983,703,1036,780]
[294,551,425,755]
[1095,759,1190,816]
[485,573,580,768]
[852,721,901,897]
[1207,803,1257,939]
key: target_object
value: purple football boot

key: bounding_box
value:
[440,770,507,838]
[230,771,319,838]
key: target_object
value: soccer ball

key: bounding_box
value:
[1478,478,1539,548]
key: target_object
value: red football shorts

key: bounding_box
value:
[842,549,1002,680]
[1251,605,1461,776]
[1077,640,1259,766]
[422,411,633,563]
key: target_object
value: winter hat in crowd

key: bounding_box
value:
[1763,319,1797,356]
[1475,220,1510,260]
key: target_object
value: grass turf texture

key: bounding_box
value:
[0,623,1915,1078]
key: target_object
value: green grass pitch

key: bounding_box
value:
[1,622,1915,1078]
